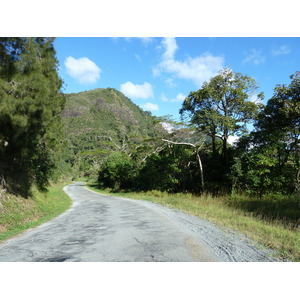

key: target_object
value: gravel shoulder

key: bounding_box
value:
[128,198,280,261]
[99,191,280,262]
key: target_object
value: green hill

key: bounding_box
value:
[62,88,160,178]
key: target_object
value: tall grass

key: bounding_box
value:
[88,184,300,261]
[0,182,72,242]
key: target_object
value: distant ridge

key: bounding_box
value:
[62,88,159,175]
[63,88,155,135]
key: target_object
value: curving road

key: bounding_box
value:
[0,182,278,262]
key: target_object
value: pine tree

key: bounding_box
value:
[0,38,66,193]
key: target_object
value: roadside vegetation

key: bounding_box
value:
[0,181,72,242]
[87,184,299,261]
[0,38,73,242]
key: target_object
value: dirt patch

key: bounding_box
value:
[0,225,7,234]
[185,236,219,262]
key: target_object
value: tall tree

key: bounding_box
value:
[180,68,263,169]
[253,71,300,193]
[162,127,206,191]
[0,38,66,193]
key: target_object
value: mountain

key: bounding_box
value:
[62,88,160,177]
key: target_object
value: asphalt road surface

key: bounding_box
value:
[0,182,278,262]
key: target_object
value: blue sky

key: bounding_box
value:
[54,37,300,121]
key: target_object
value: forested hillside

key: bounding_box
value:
[62,88,163,178]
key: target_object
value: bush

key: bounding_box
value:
[98,152,137,190]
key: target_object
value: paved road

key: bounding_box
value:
[0,182,277,262]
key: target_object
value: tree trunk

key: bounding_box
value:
[162,138,205,192]
[296,166,300,192]
[196,146,205,191]
[222,136,228,169]
[212,135,216,156]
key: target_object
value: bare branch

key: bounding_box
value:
[162,139,196,148]
[100,136,121,150]
[162,138,205,191]
[141,146,165,162]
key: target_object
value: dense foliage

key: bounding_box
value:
[232,71,300,195]
[0,38,66,195]
[96,69,300,200]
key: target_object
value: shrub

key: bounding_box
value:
[98,152,136,190]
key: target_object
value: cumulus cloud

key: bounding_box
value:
[114,37,154,45]
[153,37,224,87]
[138,37,154,45]
[165,78,176,87]
[65,56,101,84]
[160,93,168,102]
[171,93,186,103]
[271,45,291,56]
[160,92,186,103]
[142,102,159,111]
[162,37,178,60]
[120,81,154,99]
[243,49,265,65]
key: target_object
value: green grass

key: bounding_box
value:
[87,184,300,262]
[0,181,72,242]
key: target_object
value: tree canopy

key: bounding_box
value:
[180,68,263,166]
[0,37,66,194]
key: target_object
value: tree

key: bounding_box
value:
[98,151,136,190]
[180,68,263,169]
[0,38,66,193]
[230,71,300,196]
[253,71,300,193]
[162,126,206,191]
[136,143,198,193]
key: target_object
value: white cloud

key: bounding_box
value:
[115,37,154,45]
[160,93,168,102]
[162,37,178,60]
[243,49,265,65]
[65,56,101,84]
[271,45,291,56]
[161,92,186,103]
[142,102,159,111]
[171,93,186,103]
[153,37,224,87]
[120,81,154,99]
[138,37,154,45]
[165,78,176,87]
